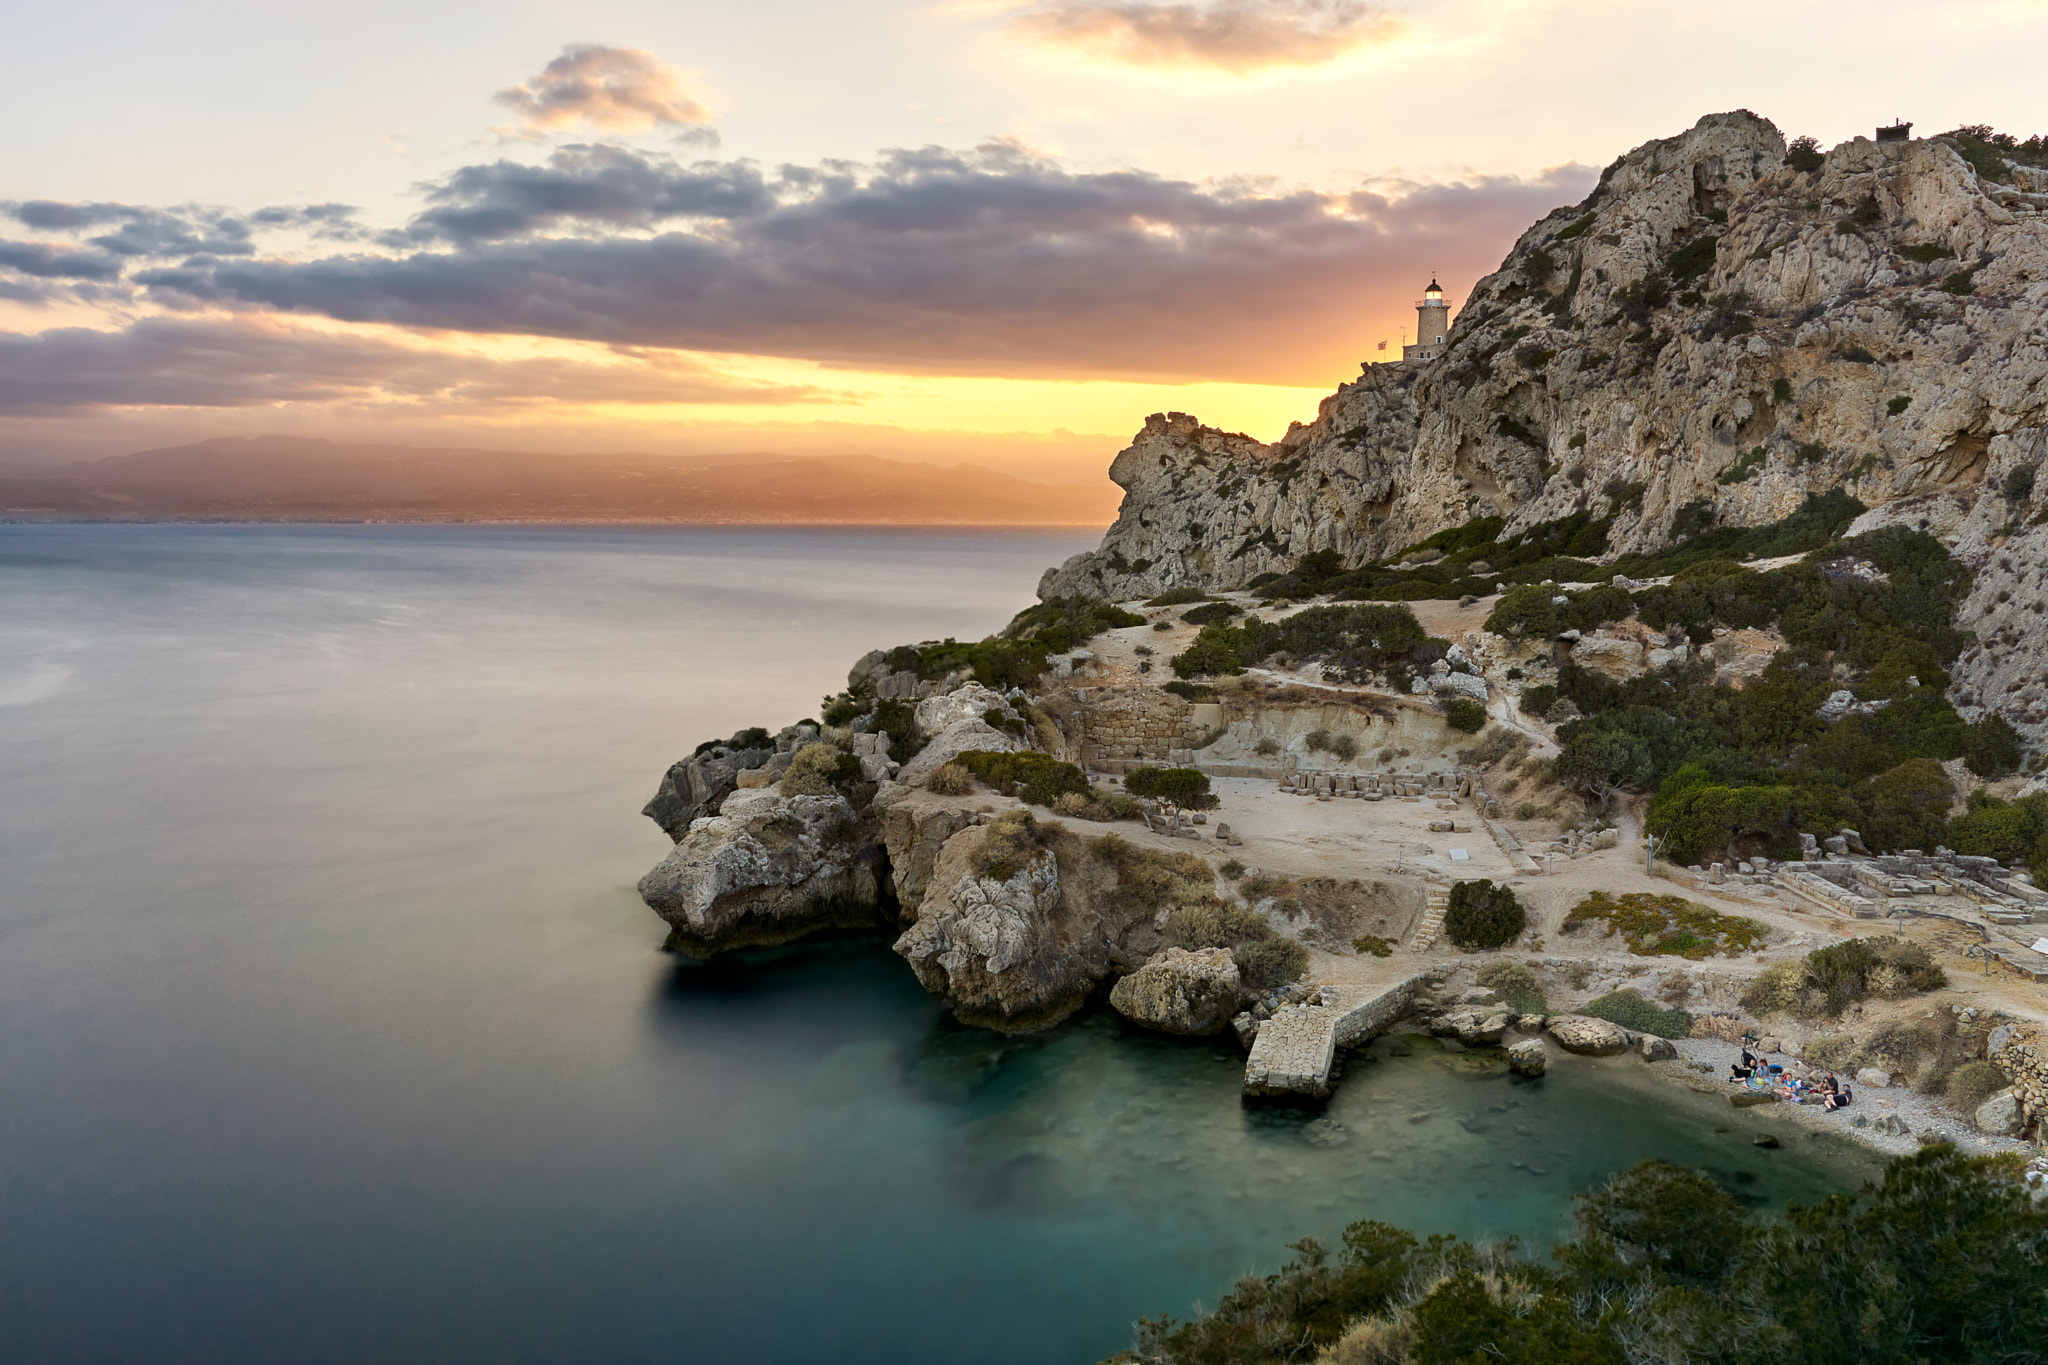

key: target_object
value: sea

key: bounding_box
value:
[0,523,1880,1364]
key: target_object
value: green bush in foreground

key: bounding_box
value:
[1443,879,1526,950]
[1107,1147,2048,1365]
[1578,987,1692,1038]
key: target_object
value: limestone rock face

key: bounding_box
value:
[1433,1007,1510,1045]
[914,683,1014,735]
[1109,947,1243,1035]
[896,718,1024,788]
[637,787,883,954]
[877,798,976,916]
[1507,1037,1548,1076]
[893,823,1137,1032]
[1035,111,2048,747]
[1570,634,1647,681]
[1548,1014,1632,1056]
[642,740,774,837]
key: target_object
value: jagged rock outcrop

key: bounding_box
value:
[637,787,887,954]
[1037,112,2048,744]
[896,717,1025,787]
[891,819,1143,1031]
[878,798,976,915]
[641,733,776,838]
[1108,946,1243,1035]
[1507,1037,1548,1076]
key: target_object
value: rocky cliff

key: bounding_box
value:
[1039,112,2048,742]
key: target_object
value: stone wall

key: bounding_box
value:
[1077,687,1209,762]
[1992,1027,2047,1139]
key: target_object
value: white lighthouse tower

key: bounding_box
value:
[1401,279,1451,363]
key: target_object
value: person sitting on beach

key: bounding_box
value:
[1729,1048,1759,1080]
[1824,1078,1853,1111]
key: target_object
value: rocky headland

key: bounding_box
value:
[637,111,2048,1156]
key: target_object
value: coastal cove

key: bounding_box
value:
[0,523,1875,1364]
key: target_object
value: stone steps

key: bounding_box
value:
[1412,891,1450,951]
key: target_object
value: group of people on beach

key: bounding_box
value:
[1729,1044,1854,1111]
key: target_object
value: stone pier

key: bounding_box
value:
[1243,975,1427,1099]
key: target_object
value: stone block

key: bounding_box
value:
[1855,1067,1893,1089]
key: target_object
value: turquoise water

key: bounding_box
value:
[0,524,1876,1363]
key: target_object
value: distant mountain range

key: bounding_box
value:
[0,436,1121,525]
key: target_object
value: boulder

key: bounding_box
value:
[1109,947,1243,1036]
[1640,1035,1679,1061]
[896,717,1024,788]
[1548,1015,1631,1056]
[1988,1024,2021,1057]
[1570,634,1646,680]
[913,683,1014,736]
[1855,1067,1893,1089]
[638,787,884,955]
[1975,1088,2024,1137]
[1506,1038,1547,1076]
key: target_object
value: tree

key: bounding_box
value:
[1860,757,1953,852]
[1553,727,1653,813]
[1124,765,1218,833]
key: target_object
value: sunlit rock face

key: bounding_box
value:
[1042,110,2048,745]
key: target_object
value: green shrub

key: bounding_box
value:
[1161,679,1216,702]
[1233,937,1311,990]
[1353,934,1395,958]
[1580,988,1692,1038]
[1444,698,1487,733]
[1181,601,1238,627]
[973,808,1053,882]
[1945,1059,2009,1115]
[1561,890,1768,958]
[1238,872,1291,902]
[780,742,862,798]
[926,763,974,796]
[1771,376,1794,403]
[1306,728,1336,753]
[1742,960,1803,1016]
[1784,135,1824,172]
[1125,765,1217,825]
[1092,834,1220,917]
[1666,234,1719,284]
[1518,683,1558,717]
[1329,733,1360,761]
[1253,737,1280,756]
[1940,267,1979,295]
[1474,960,1547,1012]
[1800,936,1947,1016]
[1162,898,1308,989]
[954,750,1091,807]
[1219,858,1246,879]
[1887,394,1913,415]
[1444,879,1526,950]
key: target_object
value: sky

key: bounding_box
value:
[3,0,2045,478]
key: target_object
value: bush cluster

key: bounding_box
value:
[1561,891,1767,958]
[1443,879,1526,951]
[1109,1148,2048,1365]
[1740,935,1947,1018]
[879,596,1145,690]
[1473,960,1547,1013]
[1170,602,1441,684]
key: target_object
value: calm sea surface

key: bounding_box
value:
[0,524,1877,1364]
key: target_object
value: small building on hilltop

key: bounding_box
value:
[1401,279,1452,363]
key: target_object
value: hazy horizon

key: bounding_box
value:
[7,1,2042,484]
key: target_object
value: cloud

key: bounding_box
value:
[3,200,367,259]
[493,45,713,138]
[0,316,842,415]
[132,141,1593,384]
[402,144,774,243]
[1007,0,1403,73]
